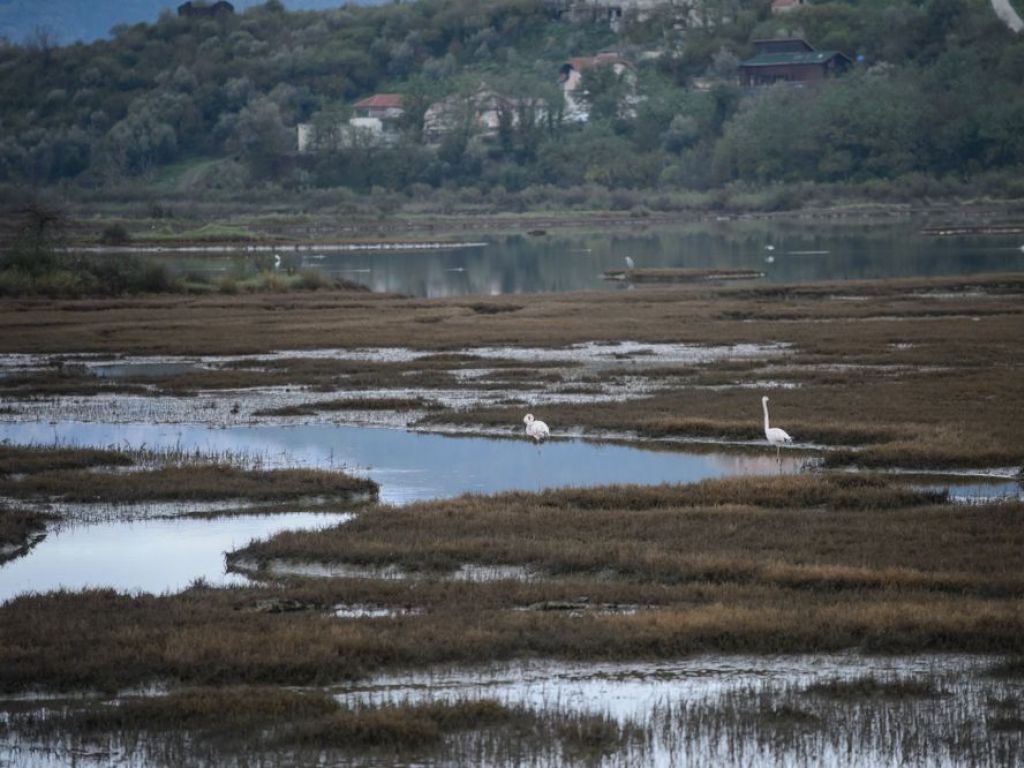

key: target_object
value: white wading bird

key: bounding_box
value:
[761,395,792,461]
[523,413,550,443]
[624,255,635,270]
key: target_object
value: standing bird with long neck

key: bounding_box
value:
[761,395,792,462]
[523,413,550,443]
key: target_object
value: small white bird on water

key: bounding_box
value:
[761,395,792,462]
[624,256,635,270]
[523,413,550,443]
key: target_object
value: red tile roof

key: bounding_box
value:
[353,94,404,109]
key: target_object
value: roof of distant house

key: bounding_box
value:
[566,53,633,71]
[353,94,405,109]
[740,50,851,67]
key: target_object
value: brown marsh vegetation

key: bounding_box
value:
[2,269,1023,764]
[0,464,377,504]
[604,267,766,282]
[0,505,54,563]
[2,273,1022,469]
[6,688,641,766]
[2,475,1021,695]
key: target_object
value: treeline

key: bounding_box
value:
[1,0,1022,197]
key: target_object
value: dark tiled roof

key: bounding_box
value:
[740,51,850,67]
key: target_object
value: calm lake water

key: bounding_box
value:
[154,222,1024,297]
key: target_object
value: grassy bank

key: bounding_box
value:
[0,443,377,505]
[0,505,55,564]
[0,464,378,504]
[0,443,377,561]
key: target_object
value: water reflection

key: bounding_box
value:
[0,512,350,604]
[152,223,1024,297]
[335,654,992,722]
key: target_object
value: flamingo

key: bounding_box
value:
[523,413,550,443]
[624,256,635,270]
[761,395,792,462]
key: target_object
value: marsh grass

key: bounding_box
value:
[0,443,375,557]
[11,476,1004,694]
[0,505,55,561]
[235,475,981,590]
[0,464,377,503]
[645,674,1023,765]
[0,353,575,401]
[0,444,135,475]
[253,397,436,417]
[988,658,1024,679]
[0,367,153,397]
[5,664,1021,767]
[604,267,765,283]
[420,364,1024,469]
[7,692,642,767]
[804,676,944,700]
[2,272,1021,469]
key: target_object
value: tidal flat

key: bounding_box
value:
[1,262,1023,765]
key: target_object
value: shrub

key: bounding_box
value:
[298,269,332,291]
[0,269,33,296]
[98,224,130,245]
[134,262,174,293]
[217,275,239,294]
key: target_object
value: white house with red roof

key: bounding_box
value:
[558,53,636,122]
[298,94,405,152]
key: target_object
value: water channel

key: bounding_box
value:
[0,421,806,602]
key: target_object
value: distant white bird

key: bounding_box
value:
[764,255,775,264]
[761,395,792,461]
[523,413,550,443]
[624,256,635,270]
[273,253,282,270]
[764,245,775,251]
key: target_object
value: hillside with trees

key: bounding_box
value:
[0,0,388,45]
[1,0,1022,210]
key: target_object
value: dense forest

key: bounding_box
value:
[1,0,1023,204]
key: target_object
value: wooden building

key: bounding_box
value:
[739,39,851,87]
